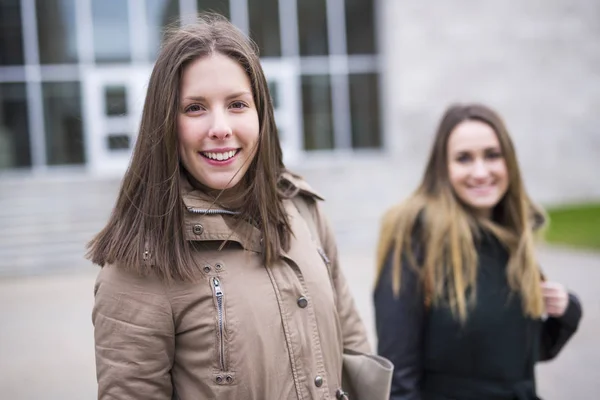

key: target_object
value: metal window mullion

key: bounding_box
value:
[76,0,95,65]
[229,0,249,35]
[179,0,198,25]
[278,0,303,154]
[129,0,149,63]
[0,67,26,82]
[20,0,46,169]
[279,0,299,57]
[326,0,351,150]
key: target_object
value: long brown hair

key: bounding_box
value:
[376,103,546,320]
[87,14,291,281]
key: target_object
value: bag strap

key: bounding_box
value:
[291,195,336,287]
[292,195,320,245]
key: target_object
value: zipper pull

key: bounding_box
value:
[213,277,224,297]
[317,247,331,266]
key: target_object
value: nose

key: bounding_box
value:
[208,110,232,140]
[471,158,490,180]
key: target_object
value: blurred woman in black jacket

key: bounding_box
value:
[374,104,582,400]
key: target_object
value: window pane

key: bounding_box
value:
[248,0,280,57]
[349,73,380,148]
[92,0,131,63]
[297,0,328,56]
[147,0,180,60]
[36,0,78,64]
[42,82,85,165]
[302,75,333,150]
[104,85,127,116]
[345,0,376,54]
[0,0,24,65]
[197,0,229,19]
[0,83,31,169]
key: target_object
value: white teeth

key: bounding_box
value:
[203,150,237,161]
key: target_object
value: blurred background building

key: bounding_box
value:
[2,0,599,272]
[0,1,599,398]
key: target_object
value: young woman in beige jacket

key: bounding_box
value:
[88,14,369,400]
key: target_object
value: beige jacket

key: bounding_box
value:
[92,174,370,399]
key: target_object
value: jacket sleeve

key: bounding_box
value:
[92,265,175,399]
[315,202,371,354]
[374,247,425,400]
[539,292,582,361]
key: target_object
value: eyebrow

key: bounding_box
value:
[453,145,502,153]
[182,91,253,102]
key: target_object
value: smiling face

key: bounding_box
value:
[447,119,509,218]
[177,52,260,191]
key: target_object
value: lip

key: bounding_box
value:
[198,148,240,167]
[466,184,496,195]
[201,147,239,153]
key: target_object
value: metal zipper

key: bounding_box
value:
[212,277,227,371]
[317,247,331,266]
[188,207,239,216]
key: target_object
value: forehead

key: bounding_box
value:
[180,53,251,95]
[447,120,500,152]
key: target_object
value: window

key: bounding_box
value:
[146,0,180,60]
[197,0,229,19]
[297,0,329,56]
[0,0,25,66]
[349,73,380,148]
[92,0,131,63]
[345,0,376,54]
[42,82,84,165]
[302,75,334,150]
[36,0,79,64]
[0,83,31,169]
[248,0,281,57]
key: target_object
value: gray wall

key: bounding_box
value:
[379,0,600,205]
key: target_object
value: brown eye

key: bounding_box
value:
[456,153,472,163]
[230,101,247,110]
[185,104,202,113]
[485,151,503,160]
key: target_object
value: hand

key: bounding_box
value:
[541,281,569,318]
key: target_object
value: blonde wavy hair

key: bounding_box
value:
[376,104,546,321]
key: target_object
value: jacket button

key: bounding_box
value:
[314,375,323,387]
[192,224,204,235]
[297,296,308,308]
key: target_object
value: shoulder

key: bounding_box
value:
[95,263,167,295]
[278,170,324,202]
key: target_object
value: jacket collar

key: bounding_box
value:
[180,173,262,252]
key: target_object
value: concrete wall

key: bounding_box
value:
[379,0,600,205]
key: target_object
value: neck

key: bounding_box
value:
[184,171,249,210]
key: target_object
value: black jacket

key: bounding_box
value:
[374,234,582,400]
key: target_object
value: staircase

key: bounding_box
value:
[0,172,120,277]
[0,157,413,277]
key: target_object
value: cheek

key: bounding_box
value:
[493,161,509,183]
[447,162,465,189]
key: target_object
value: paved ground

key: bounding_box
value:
[0,244,597,399]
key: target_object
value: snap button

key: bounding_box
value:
[192,224,204,235]
[297,296,308,308]
[314,375,323,387]
[203,265,211,273]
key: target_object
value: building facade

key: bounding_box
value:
[0,0,382,174]
[1,0,599,206]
